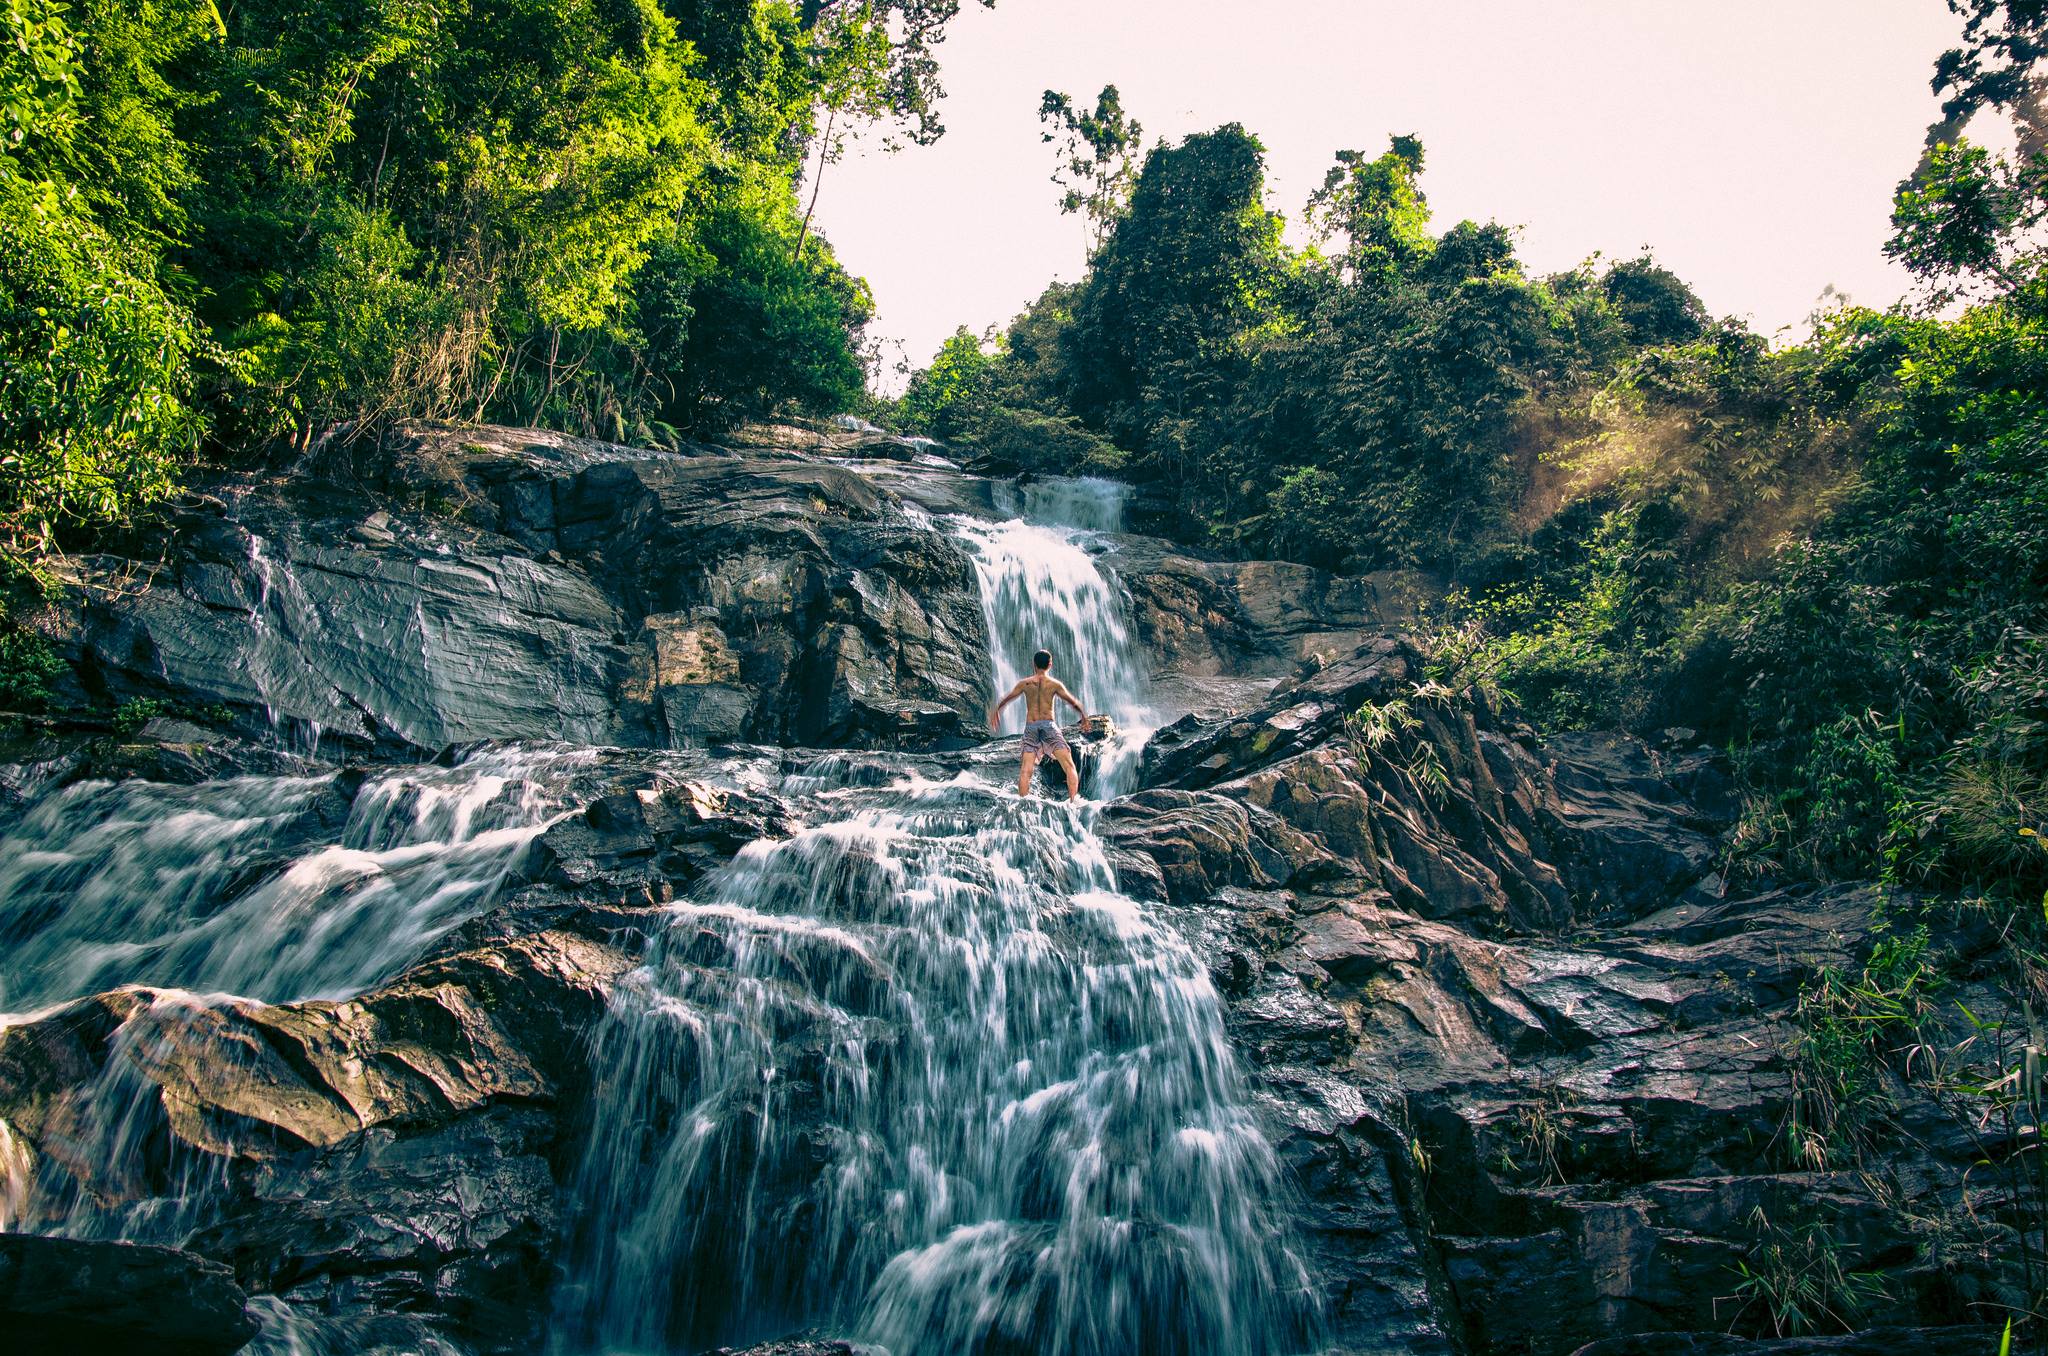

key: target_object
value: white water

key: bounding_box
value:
[0,746,592,1015]
[552,485,1316,1353]
[0,745,597,1252]
[964,475,1159,793]
[0,480,1317,1353]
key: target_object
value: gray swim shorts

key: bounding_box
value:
[1021,719,1070,755]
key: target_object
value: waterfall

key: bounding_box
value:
[1,477,1319,1354]
[0,746,593,1015]
[962,475,1158,794]
[993,475,1132,536]
[553,484,1318,1354]
[0,746,597,1245]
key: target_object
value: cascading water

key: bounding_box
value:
[993,475,1133,536]
[0,745,594,1014]
[0,745,598,1247]
[963,474,1158,793]
[553,483,1318,1354]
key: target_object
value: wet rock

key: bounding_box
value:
[1541,732,1724,920]
[1140,636,1418,790]
[535,775,795,898]
[0,929,634,1355]
[449,426,994,749]
[1113,535,1439,679]
[1105,637,1986,1352]
[189,1107,558,1351]
[61,517,644,756]
[1100,788,1327,903]
[0,718,326,813]
[0,1233,258,1355]
[6,428,2000,1355]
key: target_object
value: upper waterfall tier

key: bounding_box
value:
[44,422,1427,760]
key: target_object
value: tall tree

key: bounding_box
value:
[1060,123,1283,479]
[1306,134,1432,283]
[1037,83,1143,250]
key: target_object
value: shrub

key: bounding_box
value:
[0,180,201,566]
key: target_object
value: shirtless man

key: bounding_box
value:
[989,648,1088,799]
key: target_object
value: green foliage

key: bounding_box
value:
[110,695,169,735]
[1889,138,2047,303]
[1924,0,2048,160]
[0,0,979,568]
[1037,84,1143,250]
[1601,255,1709,347]
[1727,1205,1891,1338]
[1345,684,1452,803]
[890,281,1123,473]
[898,325,1000,439]
[634,173,872,433]
[899,131,1667,574]
[0,178,202,566]
[1306,134,1432,282]
[1059,123,1284,471]
[0,618,62,711]
[1,0,81,156]
[1785,923,1940,1167]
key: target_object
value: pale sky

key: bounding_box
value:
[810,0,1971,387]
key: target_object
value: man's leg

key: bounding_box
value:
[1017,750,1040,796]
[1052,747,1080,800]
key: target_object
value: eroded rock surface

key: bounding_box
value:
[1101,642,1997,1353]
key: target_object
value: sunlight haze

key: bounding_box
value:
[813,0,1969,383]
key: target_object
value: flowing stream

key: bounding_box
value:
[0,745,594,1017]
[553,482,1316,1354]
[0,743,599,1249]
[0,478,1316,1354]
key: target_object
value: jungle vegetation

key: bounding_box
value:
[0,0,988,582]
[897,5,2047,913]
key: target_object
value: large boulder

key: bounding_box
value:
[53,424,998,756]
[0,929,634,1354]
[0,1233,258,1355]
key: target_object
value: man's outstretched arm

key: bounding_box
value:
[1054,681,1087,718]
[989,680,1029,730]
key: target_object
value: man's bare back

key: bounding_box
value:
[1015,674,1074,722]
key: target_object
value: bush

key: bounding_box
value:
[0,622,63,712]
[0,179,201,565]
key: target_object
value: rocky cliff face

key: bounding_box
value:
[48,422,1411,757]
[0,423,1999,1355]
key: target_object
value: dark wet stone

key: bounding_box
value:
[0,1233,258,1355]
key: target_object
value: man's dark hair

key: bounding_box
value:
[1033,649,1052,671]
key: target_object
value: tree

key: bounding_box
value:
[1306,135,1432,283]
[0,0,213,569]
[1888,137,2047,304]
[897,325,998,438]
[1037,84,1143,250]
[634,172,872,433]
[1601,255,1710,347]
[0,179,202,570]
[1925,0,2048,161]
[791,0,998,260]
[1060,123,1284,476]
